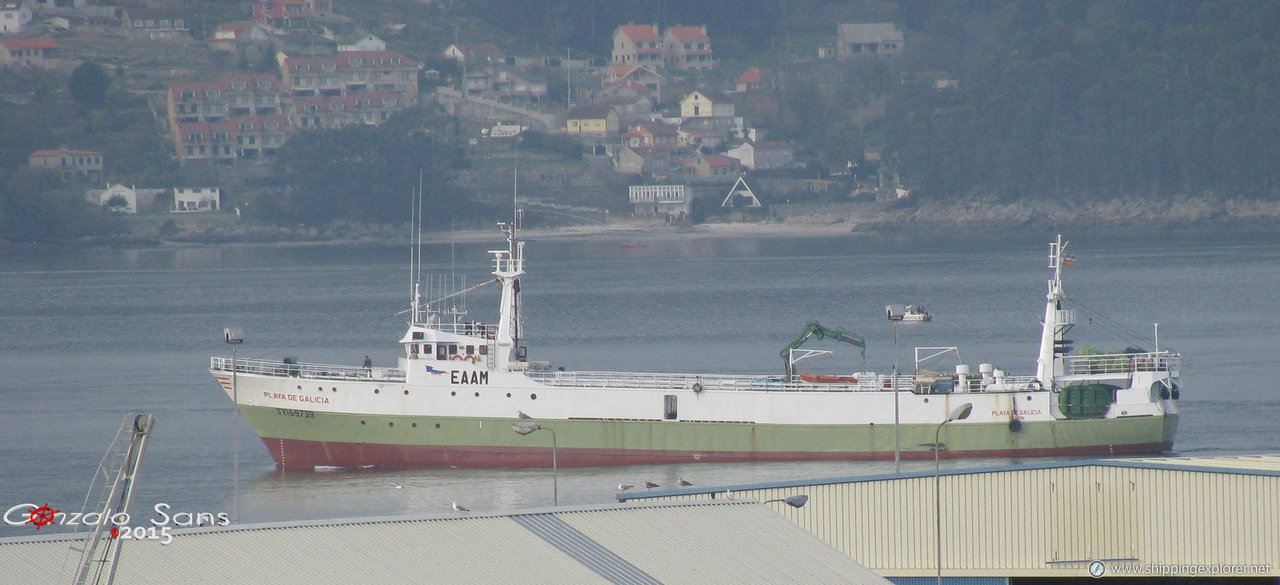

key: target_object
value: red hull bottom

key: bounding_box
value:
[261,437,1175,470]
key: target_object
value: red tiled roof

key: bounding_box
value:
[169,74,280,100]
[1,38,58,50]
[284,50,418,71]
[736,67,768,84]
[617,24,660,41]
[665,26,709,42]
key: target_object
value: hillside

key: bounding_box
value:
[3,1,1280,244]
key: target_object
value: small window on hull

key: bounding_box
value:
[663,395,677,420]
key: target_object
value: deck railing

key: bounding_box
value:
[526,370,909,393]
[210,357,406,382]
[1062,351,1179,376]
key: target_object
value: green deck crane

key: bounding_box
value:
[780,321,865,381]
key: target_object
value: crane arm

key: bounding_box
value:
[780,321,865,380]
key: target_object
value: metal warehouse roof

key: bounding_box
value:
[0,501,891,585]
[622,455,1280,579]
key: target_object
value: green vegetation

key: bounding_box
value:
[264,106,480,226]
[68,61,110,108]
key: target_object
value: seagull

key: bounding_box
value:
[389,481,403,489]
[642,481,659,490]
[618,483,634,491]
[452,501,470,513]
[517,410,532,419]
[678,478,693,487]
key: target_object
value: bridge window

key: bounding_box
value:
[465,345,474,355]
[422,344,432,355]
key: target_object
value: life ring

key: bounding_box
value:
[691,382,702,393]
[1008,419,1023,432]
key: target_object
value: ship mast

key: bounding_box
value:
[491,222,525,370]
[1036,235,1074,387]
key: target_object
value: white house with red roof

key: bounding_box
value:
[280,50,419,97]
[252,0,312,33]
[29,146,102,182]
[612,24,664,71]
[0,38,56,66]
[663,25,716,71]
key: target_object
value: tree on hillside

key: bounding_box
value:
[68,61,110,108]
[0,168,122,243]
[268,107,476,226]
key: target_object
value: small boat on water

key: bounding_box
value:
[210,229,1179,469]
[887,304,932,321]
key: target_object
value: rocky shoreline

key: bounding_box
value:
[8,196,1278,250]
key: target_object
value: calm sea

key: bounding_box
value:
[2,228,1278,534]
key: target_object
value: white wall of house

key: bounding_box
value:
[173,187,221,212]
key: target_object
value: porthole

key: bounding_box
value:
[317,387,323,392]
[411,423,418,428]
[403,389,409,395]
[374,388,380,394]
[923,398,929,403]
[360,420,366,425]
[506,393,512,398]
[474,392,479,397]
[530,393,538,400]
[388,422,394,427]
[331,387,337,392]
[297,385,303,390]
[450,391,456,397]
[434,423,441,429]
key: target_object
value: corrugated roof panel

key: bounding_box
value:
[632,459,1280,578]
[0,502,891,585]
[560,502,890,585]
[512,513,662,585]
[1125,454,1280,473]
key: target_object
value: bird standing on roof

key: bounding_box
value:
[642,481,659,490]
[618,483,634,491]
[452,502,470,512]
[678,478,693,487]
[517,410,532,419]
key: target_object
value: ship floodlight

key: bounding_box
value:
[765,495,809,509]
[946,403,973,422]
[512,420,542,435]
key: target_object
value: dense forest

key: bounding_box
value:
[3,0,1280,243]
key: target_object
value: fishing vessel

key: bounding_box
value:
[210,229,1179,469]
[887,304,932,321]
